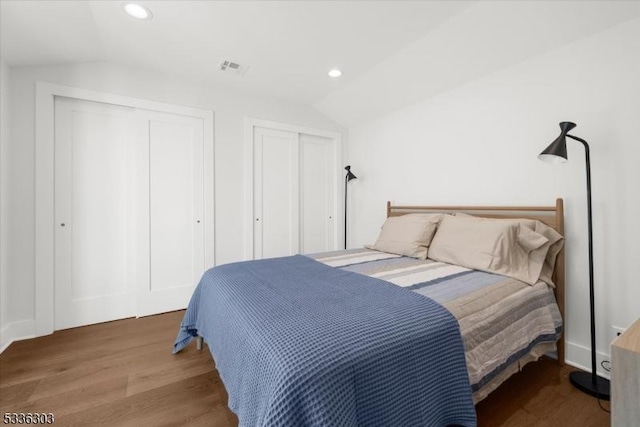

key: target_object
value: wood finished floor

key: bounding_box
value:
[1,311,610,427]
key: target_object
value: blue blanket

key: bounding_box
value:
[174,255,476,426]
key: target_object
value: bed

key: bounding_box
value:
[174,199,565,426]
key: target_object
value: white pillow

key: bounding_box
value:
[365,214,441,259]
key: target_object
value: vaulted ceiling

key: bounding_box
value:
[2,1,640,125]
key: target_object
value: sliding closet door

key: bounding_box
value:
[250,124,338,259]
[53,94,211,330]
[299,134,335,253]
[253,127,299,259]
[135,110,205,317]
[54,97,137,330]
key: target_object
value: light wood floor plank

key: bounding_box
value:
[0,378,40,406]
[3,377,128,419]
[125,346,215,397]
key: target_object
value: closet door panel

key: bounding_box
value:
[137,110,205,316]
[253,127,299,259]
[54,97,136,330]
[149,120,201,290]
[300,134,335,253]
[71,111,128,299]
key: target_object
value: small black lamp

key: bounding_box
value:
[344,166,357,249]
[539,121,610,400]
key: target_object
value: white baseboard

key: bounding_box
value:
[565,340,611,380]
[0,319,36,353]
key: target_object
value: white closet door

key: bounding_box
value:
[54,97,136,330]
[253,127,299,259]
[135,110,205,317]
[299,134,335,253]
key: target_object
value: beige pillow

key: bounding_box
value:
[365,214,441,259]
[453,213,564,286]
[428,215,550,285]
[531,221,564,287]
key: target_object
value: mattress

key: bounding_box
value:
[308,248,563,403]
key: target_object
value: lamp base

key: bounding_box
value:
[569,371,610,400]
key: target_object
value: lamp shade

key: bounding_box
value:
[345,165,357,181]
[538,121,576,164]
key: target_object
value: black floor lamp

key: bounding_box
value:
[344,165,357,249]
[539,121,610,400]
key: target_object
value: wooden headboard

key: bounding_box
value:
[386,198,565,365]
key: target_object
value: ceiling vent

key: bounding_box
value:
[219,60,249,76]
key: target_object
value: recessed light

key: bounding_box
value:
[328,69,342,78]
[123,3,153,20]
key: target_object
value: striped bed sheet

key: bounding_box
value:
[307,248,563,403]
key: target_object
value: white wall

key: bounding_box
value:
[0,60,9,346]
[347,17,640,375]
[1,62,344,347]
